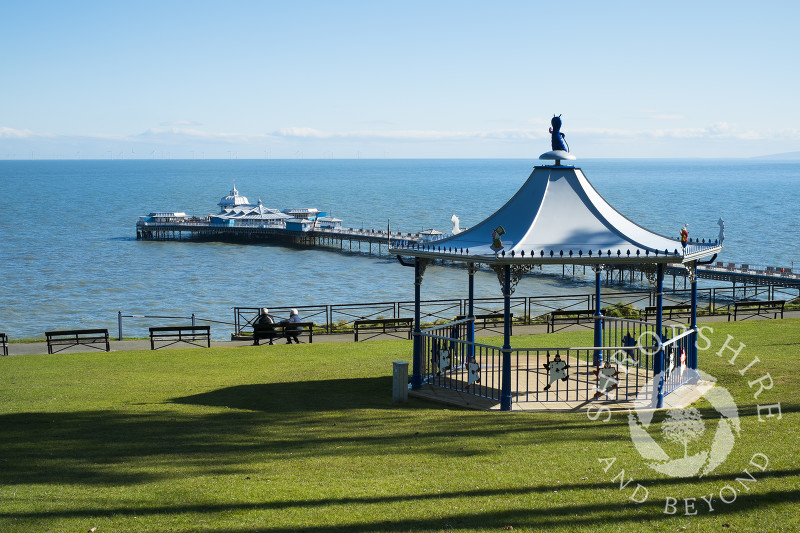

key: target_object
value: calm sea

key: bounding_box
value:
[1,158,798,339]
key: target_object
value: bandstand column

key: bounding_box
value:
[653,263,665,408]
[593,265,604,366]
[467,263,476,356]
[690,262,699,381]
[500,264,513,411]
[411,258,423,390]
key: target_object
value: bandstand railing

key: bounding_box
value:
[418,316,696,405]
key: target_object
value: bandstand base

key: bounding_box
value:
[409,379,715,412]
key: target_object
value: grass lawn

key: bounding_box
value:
[0,319,798,532]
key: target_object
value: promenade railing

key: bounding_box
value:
[116,312,233,341]
[230,283,797,338]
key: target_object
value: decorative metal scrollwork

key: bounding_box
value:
[490,264,535,295]
[684,260,697,283]
[415,258,433,286]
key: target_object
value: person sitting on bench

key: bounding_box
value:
[285,308,304,344]
[253,308,276,346]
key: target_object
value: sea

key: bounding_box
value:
[1,158,798,340]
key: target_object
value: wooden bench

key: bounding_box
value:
[547,309,597,333]
[1,333,8,356]
[253,322,314,344]
[149,325,211,350]
[354,318,413,342]
[45,328,110,354]
[729,300,785,322]
[455,313,513,334]
[644,305,693,322]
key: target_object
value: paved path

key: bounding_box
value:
[4,311,796,356]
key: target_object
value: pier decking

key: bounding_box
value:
[137,218,799,291]
[136,219,423,255]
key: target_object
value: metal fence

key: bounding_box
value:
[230,283,797,337]
[418,315,694,405]
[116,312,233,341]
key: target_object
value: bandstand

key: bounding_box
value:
[390,117,723,411]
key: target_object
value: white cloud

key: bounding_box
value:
[136,127,273,144]
[3,122,799,159]
[0,126,36,139]
[275,127,550,142]
[160,119,203,127]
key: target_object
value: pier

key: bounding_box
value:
[136,219,424,256]
[137,218,799,295]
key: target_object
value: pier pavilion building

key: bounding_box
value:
[390,122,722,411]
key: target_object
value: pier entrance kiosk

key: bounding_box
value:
[390,118,723,411]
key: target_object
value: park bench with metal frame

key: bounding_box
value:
[253,322,314,345]
[45,328,110,354]
[644,305,693,323]
[455,313,513,335]
[149,325,211,350]
[353,318,413,342]
[729,300,785,322]
[547,309,597,333]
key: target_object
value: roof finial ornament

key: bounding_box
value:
[550,114,568,152]
[539,114,577,165]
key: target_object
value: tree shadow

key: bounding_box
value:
[170,376,402,413]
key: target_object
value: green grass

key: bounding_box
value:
[0,320,798,532]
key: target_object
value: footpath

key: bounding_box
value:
[4,311,797,357]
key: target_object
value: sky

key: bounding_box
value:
[1,0,799,159]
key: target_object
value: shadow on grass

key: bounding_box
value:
[170,376,401,412]
[2,477,799,531]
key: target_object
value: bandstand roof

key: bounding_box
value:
[390,164,722,265]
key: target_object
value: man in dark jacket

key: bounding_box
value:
[253,308,275,346]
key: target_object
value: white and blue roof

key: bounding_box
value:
[390,164,722,265]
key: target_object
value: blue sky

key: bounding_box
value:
[2,1,799,159]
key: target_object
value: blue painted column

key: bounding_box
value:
[690,263,699,381]
[500,264,513,411]
[653,263,665,408]
[411,258,423,389]
[467,263,475,357]
[593,265,603,366]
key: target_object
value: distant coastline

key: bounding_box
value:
[752,151,800,160]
